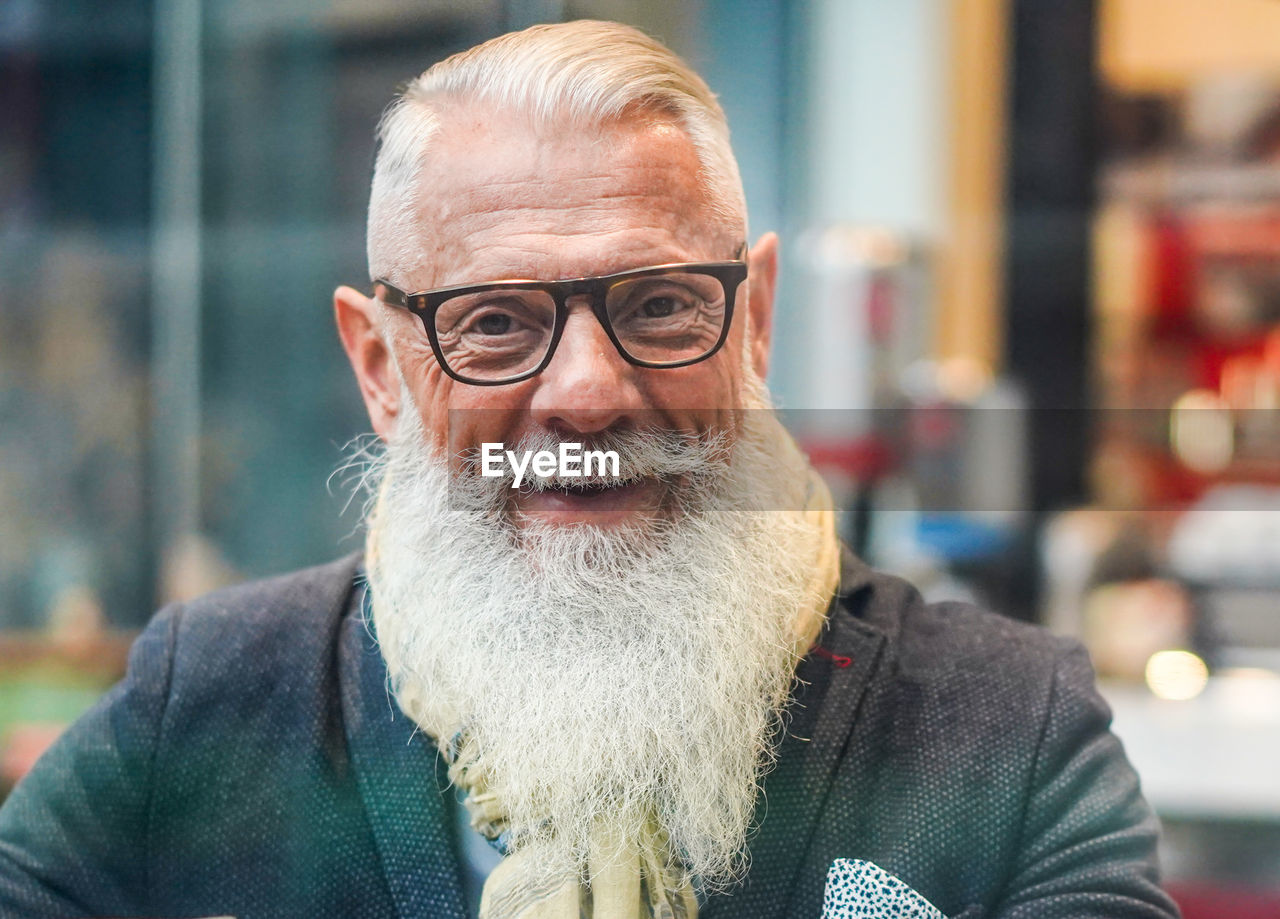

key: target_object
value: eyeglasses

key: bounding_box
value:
[372,251,748,386]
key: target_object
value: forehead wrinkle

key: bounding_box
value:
[438,203,722,276]
[443,165,695,223]
[437,232,716,286]
[412,190,718,288]
[448,192,703,242]
[396,111,726,290]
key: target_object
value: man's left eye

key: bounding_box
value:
[475,312,516,335]
[641,296,683,318]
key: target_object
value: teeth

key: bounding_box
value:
[559,479,627,492]
[537,476,640,494]
[505,472,646,494]
[532,478,640,499]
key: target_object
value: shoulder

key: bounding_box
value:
[844,557,1081,684]
[813,560,1150,908]
[148,552,364,708]
[903,590,1077,678]
[836,558,1094,740]
[167,550,360,629]
[164,552,363,647]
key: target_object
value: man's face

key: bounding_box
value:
[337,105,776,530]
[346,105,819,887]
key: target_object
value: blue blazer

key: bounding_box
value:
[0,551,1179,918]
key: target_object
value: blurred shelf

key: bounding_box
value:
[210,0,500,46]
[1102,677,1280,820]
[0,4,151,60]
[1104,160,1280,204]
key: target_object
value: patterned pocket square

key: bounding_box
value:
[822,859,945,919]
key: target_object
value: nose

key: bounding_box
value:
[528,300,646,434]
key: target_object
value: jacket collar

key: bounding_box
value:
[339,577,469,919]
[700,547,887,918]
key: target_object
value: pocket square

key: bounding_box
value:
[822,858,945,919]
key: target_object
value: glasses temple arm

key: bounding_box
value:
[371,280,408,309]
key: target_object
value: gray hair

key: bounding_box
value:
[366,20,747,283]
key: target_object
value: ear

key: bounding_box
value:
[746,232,778,380]
[334,285,400,441]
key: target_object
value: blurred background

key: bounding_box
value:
[2,0,1279,912]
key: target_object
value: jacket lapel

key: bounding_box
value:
[702,553,887,919]
[339,582,469,919]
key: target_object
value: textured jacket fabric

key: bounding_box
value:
[0,550,1180,919]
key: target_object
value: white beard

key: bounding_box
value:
[362,386,825,888]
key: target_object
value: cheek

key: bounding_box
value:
[640,361,740,433]
[673,340,742,404]
[439,387,537,469]
[396,340,453,452]
[393,329,535,459]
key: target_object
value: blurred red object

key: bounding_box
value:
[1,723,66,788]
[801,436,896,482]
[1168,882,1280,919]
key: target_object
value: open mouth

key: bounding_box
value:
[520,470,647,495]
[512,476,663,521]
[553,480,632,498]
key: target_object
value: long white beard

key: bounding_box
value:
[363,394,825,888]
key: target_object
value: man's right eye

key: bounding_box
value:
[473,311,515,336]
[436,293,554,353]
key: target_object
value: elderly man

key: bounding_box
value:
[0,20,1177,919]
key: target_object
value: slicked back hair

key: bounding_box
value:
[366,20,747,284]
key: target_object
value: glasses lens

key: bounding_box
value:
[605,271,729,364]
[434,289,556,382]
